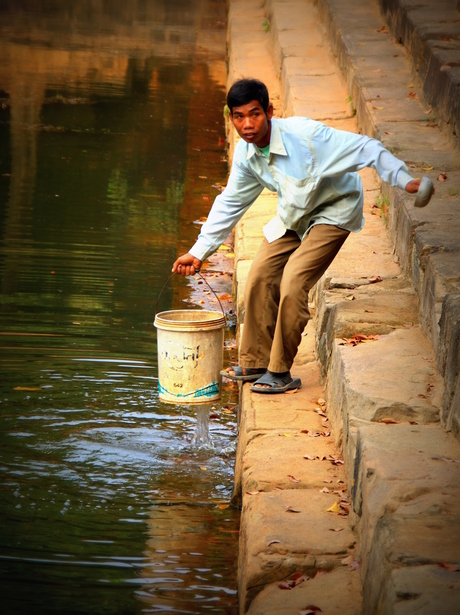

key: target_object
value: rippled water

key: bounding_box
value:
[0,1,240,613]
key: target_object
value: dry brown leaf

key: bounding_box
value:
[331,459,344,466]
[378,418,400,424]
[268,539,281,546]
[285,388,299,395]
[329,527,344,532]
[369,275,383,283]
[323,479,333,484]
[437,172,448,182]
[245,491,259,496]
[286,506,302,513]
[345,294,355,301]
[438,562,460,572]
[408,91,419,99]
[327,502,339,513]
[279,581,293,590]
[320,487,330,493]
[288,474,301,483]
[317,398,327,406]
[300,605,322,614]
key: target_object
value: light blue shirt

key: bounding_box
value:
[190,117,413,262]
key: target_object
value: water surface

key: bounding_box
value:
[0,1,240,613]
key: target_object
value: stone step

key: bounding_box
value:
[375,0,460,148]
[313,0,460,436]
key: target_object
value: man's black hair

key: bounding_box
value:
[227,78,269,114]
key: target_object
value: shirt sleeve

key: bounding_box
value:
[311,124,413,190]
[189,157,264,262]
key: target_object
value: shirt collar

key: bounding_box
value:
[246,119,288,160]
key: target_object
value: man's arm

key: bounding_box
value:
[311,124,414,191]
[173,155,263,276]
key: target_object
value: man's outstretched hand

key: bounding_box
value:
[172,253,202,277]
[405,178,434,195]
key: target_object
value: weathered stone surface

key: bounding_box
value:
[419,251,460,354]
[247,565,362,615]
[363,514,460,614]
[382,565,460,615]
[350,424,460,576]
[238,489,356,612]
[377,0,460,145]
[327,328,443,444]
[438,292,460,435]
[241,432,344,494]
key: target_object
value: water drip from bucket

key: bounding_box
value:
[191,403,214,449]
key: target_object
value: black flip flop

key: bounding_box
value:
[220,366,266,382]
[414,176,434,208]
[249,371,302,394]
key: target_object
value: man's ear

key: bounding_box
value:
[266,103,274,120]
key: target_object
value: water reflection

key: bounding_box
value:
[0,1,239,613]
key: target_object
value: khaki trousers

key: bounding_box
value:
[239,224,350,373]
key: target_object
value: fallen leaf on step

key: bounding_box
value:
[438,562,460,571]
[378,418,400,424]
[303,454,320,460]
[299,605,322,614]
[408,91,419,99]
[285,506,301,513]
[369,275,382,283]
[437,172,447,182]
[327,502,339,513]
[320,487,330,493]
[288,474,301,483]
[345,294,355,301]
[323,479,333,484]
[317,398,327,407]
[268,539,281,547]
[245,491,259,496]
[285,388,299,394]
[329,527,344,532]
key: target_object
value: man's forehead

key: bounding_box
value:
[232,100,264,114]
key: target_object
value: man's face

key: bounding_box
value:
[230,100,273,148]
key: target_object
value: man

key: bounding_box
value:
[172,79,433,394]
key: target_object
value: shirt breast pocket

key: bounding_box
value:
[277,172,319,212]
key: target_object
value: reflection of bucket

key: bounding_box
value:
[154,310,225,404]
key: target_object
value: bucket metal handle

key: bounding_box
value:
[154,272,227,325]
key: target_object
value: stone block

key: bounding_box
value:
[326,328,443,448]
[438,292,460,436]
[419,251,460,353]
[350,424,460,576]
[382,565,460,615]
[363,514,460,614]
[241,432,345,494]
[247,565,362,614]
[238,489,356,612]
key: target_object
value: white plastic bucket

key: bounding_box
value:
[154,309,225,404]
